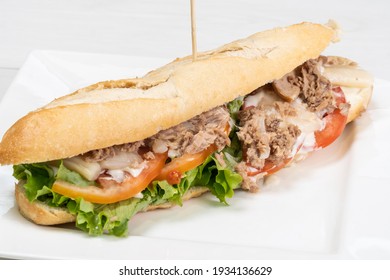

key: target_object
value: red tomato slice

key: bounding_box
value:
[52,152,168,204]
[314,87,348,149]
[247,157,293,177]
[246,140,304,176]
[155,145,217,185]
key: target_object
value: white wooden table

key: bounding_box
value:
[0,0,389,103]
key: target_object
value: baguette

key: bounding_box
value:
[0,22,335,165]
[0,21,373,233]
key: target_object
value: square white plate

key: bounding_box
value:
[0,50,389,259]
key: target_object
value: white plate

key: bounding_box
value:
[0,51,389,260]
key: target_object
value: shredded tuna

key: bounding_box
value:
[214,152,227,168]
[300,60,334,112]
[274,101,298,117]
[266,117,301,164]
[237,103,301,170]
[273,58,335,113]
[83,147,115,162]
[237,107,269,169]
[149,106,230,157]
[119,141,145,153]
[235,162,260,192]
[83,140,144,162]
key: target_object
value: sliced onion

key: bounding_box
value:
[63,156,102,181]
[323,66,373,88]
[123,163,147,178]
[259,146,271,160]
[168,149,180,158]
[106,169,125,182]
[100,151,143,170]
[243,86,282,108]
[133,192,144,199]
[152,139,168,154]
[289,100,323,133]
[256,115,267,133]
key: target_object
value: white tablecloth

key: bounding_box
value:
[0,0,389,101]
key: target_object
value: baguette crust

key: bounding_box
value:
[15,182,75,225]
[0,22,336,165]
[345,86,373,123]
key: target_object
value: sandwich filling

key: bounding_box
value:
[13,56,369,236]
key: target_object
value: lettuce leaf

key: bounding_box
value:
[148,152,242,206]
[67,197,150,236]
[13,163,55,201]
[194,153,242,204]
[227,96,244,121]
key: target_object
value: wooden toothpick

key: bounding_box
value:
[190,0,197,61]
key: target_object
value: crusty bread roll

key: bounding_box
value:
[15,182,76,225]
[0,22,336,165]
[1,22,373,227]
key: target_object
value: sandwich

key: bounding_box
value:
[0,22,373,236]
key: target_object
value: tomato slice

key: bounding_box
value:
[314,87,348,149]
[52,152,168,204]
[155,144,217,185]
[247,157,293,177]
[246,140,303,176]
